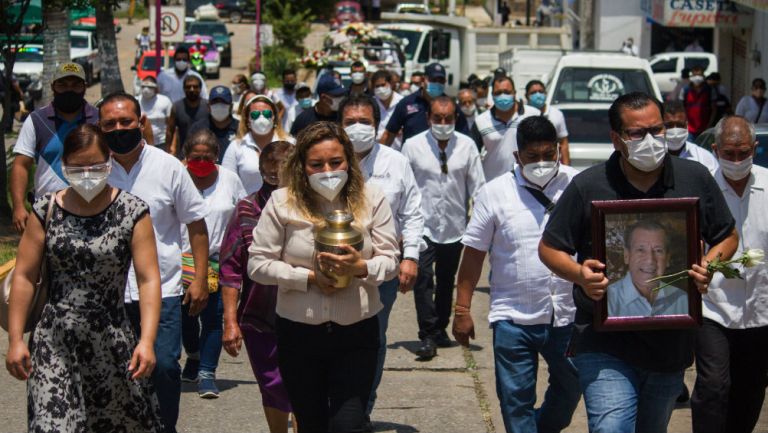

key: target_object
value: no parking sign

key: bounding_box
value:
[149,6,186,43]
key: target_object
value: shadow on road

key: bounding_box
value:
[181,378,257,393]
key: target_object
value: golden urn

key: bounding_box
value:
[315,210,364,289]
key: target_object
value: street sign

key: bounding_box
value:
[253,24,274,47]
[149,6,186,43]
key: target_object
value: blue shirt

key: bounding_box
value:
[385,91,469,143]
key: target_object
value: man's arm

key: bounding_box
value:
[559,137,571,165]
[166,106,177,155]
[10,155,34,233]
[380,130,395,146]
[693,228,739,293]
[183,219,209,316]
[539,238,609,301]
[452,246,486,347]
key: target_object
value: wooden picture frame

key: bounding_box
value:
[591,198,702,331]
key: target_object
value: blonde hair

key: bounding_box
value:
[282,121,368,224]
[236,90,257,123]
[237,95,291,141]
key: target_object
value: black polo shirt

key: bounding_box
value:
[189,115,239,163]
[542,151,735,372]
[289,106,338,137]
[385,91,469,143]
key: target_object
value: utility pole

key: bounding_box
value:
[579,0,594,50]
[526,0,531,26]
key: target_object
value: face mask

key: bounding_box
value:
[140,87,156,99]
[718,156,753,181]
[231,85,243,96]
[210,103,231,122]
[284,82,296,91]
[351,72,366,84]
[528,92,546,109]
[476,100,488,111]
[62,163,111,202]
[329,96,344,112]
[105,127,143,155]
[522,159,559,188]
[493,94,515,112]
[299,97,313,109]
[174,60,189,72]
[460,105,476,116]
[345,123,376,153]
[623,133,667,172]
[690,75,705,86]
[186,91,200,102]
[665,127,688,151]
[308,170,348,201]
[431,123,455,141]
[187,159,217,178]
[410,83,421,94]
[426,82,444,98]
[375,85,393,101]
[399,89,412,97]
[250,116,274,136]
[53,90,85,113]
[252,77,266,91]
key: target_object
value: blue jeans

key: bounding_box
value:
[126,295,182,433]
[181,290,224,377]
[573,352,684,433]
[492,320,581,433]
[367,277,399,415]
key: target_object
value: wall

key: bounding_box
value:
[594,0,650,56]
[748,9,768,87]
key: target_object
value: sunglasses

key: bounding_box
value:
[439,150,448,174]
[249,109,273,120]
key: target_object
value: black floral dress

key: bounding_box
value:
[27,192,163,433]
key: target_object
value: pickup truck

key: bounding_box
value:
[648,51,718,98]
[70,29,101,85]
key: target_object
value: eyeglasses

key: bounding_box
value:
[622,125,665,141]
[439,150,448,174]
[249,109,273,120]
[62,161,111,176]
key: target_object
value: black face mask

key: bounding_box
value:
[283,82,296,91]
[105,128,142,155]
[53,91,85,113]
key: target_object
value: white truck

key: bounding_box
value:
[498,47,569,91]
[378,12,571,94]
[70,29,101,86]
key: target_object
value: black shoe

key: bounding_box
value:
[434,332,452,348]
[677,384,690,403]
[416,338,437,359]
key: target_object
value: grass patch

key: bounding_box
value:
[0,240,17,266]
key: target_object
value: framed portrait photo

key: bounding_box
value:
[591,198,702,331]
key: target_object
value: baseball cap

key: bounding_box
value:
[209,85,233,104]
[296,82,311,92]
[316,74,347,96]
[53,63,86,82]
[493,67,507,78]
[425,63,446,80]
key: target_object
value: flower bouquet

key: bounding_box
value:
[647,248,765,292]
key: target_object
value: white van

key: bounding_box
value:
[648,52,717,97]
[546,52,662,171]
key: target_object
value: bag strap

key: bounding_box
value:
[756,98,766,124]
[512,170,556,213]
[44,193,55,228]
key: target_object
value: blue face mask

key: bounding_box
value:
[529,92,546,109]
[426,82,445,98]
[493,94,515,111]
[299,98,313,109]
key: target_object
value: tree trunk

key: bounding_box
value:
[42,1,70,105]
[96,3,123,95]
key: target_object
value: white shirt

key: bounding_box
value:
[284,104,306,133]
[156,68,208,103]
[376,92,403,142]
[275,88,297,114]
[139,93,173,145]
[677,141,719,174]
[109,144,208,300]
[360,143,425,260]
[735,96,768,124]
[401,130,486,244]
[542,106,569,139]
[462,166,577,326]
[221,132,295,195]
[704,166,768,328]
[607,273,688,317]
[475,106,540,181]
[181,167,246,256]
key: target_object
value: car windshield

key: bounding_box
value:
[188,23,227,36]
[552,67,655,104]
[15,48,43,62]
[181,40,216,51]
[379,29,420,60]
[141,56,159,71]
[337,5,358,13]
[71,35,89,49]
[559,108,612,143]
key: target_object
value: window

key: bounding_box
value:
[684,58,710,71]
[560,108,613,143]
[71,36,89,49]
[651,58,677,74]
[552,67,655,104]
[382,29,421,61]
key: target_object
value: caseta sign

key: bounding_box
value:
[648,0,753,27]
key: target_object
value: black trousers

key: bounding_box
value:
[413,237,463,341]
[276,316,379,433]
[691,318,768,433]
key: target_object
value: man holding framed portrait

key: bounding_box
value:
[539,92,738,432]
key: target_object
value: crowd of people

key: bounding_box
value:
[3,54,768,433]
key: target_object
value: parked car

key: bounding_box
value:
[214,0,256,23]
[394,3,431,14]
[9,45,43,92]
[649,51,718,98]
[70,29,101,86]
[186,20,233,67]
[130,49,175,96]
[546,52,662,171]
[332,1,363,29]
[178,35,221,78]
[694,123,768,167]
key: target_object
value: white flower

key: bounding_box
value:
[744,248,765,267]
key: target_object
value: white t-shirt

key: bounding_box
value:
[181,167,246,256]
[376,92,403,149]
[157,68,208,103]
[108,144,208,300]
[462,165,578,326]
[735,95,768,124]
[221,132,295,194]
[284,104,306,133]
[481,107,541,181]
[139,93,173,145]
[275,88,298,114]
[679,142,719,174]
[543,106,569,139]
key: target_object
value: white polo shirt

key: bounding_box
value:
[476,106,540,181]
[462,165,577,326]
[401,130,485,244]
[108,144,208,301]
[704,166,768,329]
[360,143,425,260]
[677,141,719,175]
[542,106,569,140]
[221,132,295,195]
[139,93,173,146]
[156,68,208,103]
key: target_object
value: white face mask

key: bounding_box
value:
[410,83,421,94]
[231,85,243,96]
[665,127,688,151]
[62,163,111,202]
[329,96,344,112]
[623,133,667,172]
[351,72,366,84]
[431,124,455,141]
[252,77,266,91]
[690,75,705,85]
[460,105,476,117]
[399,89,412,97]
[210,103,231,122]
[522,159,559,188]
[308,170,348,201]
[345,123,376,153]
[140,87,156,99]
[250,116,274,136]
[174,60,189,72]
[374,85,393,101]
[718,156,753,181]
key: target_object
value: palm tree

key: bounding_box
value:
[95,1,123,95]
[41,0,70,105]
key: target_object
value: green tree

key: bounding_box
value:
[263,2,314,54]
[41,0,73,105]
